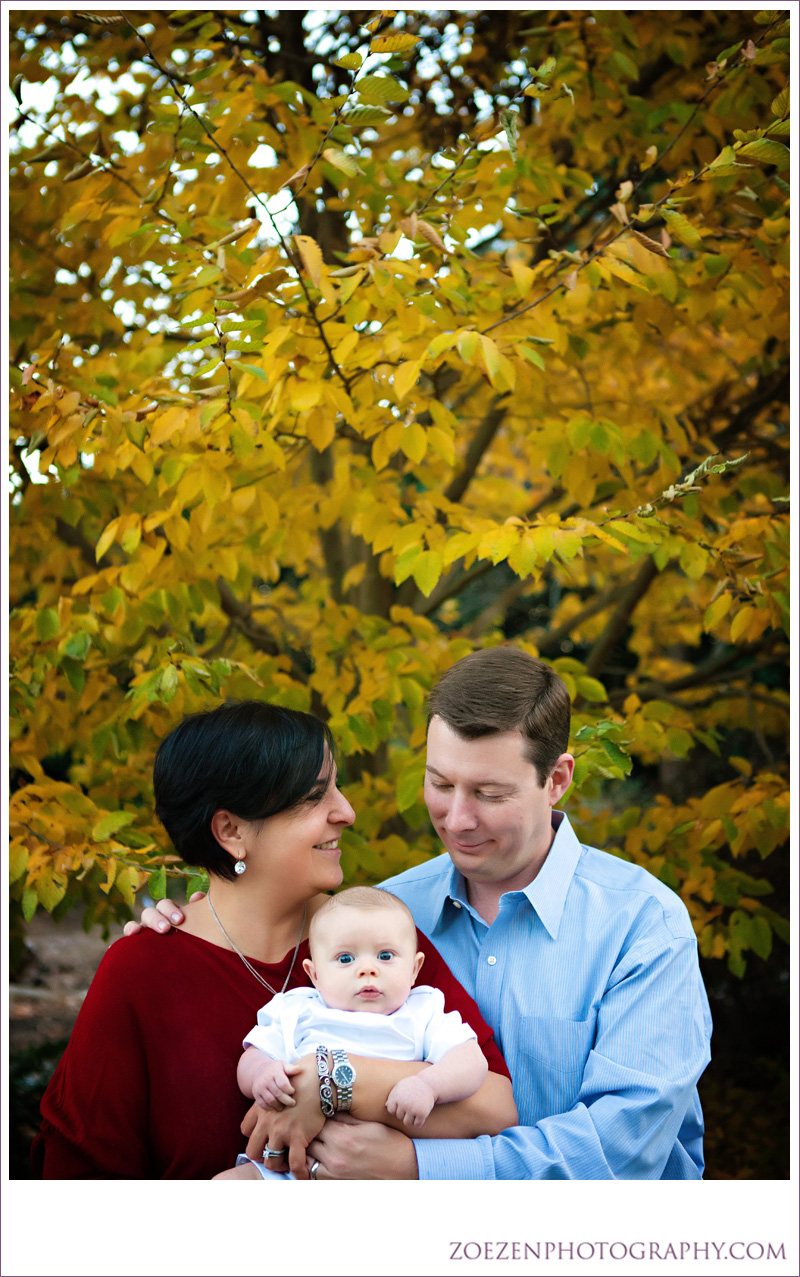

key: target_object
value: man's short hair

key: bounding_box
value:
[427,647,571,786]
[309,886,417,953]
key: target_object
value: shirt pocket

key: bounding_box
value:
[519,1014,596,1079]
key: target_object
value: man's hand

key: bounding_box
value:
[241,1054,324,1178]
[385,1074,436,1128]
[122,894,204,937]
[305,1114,419,1179]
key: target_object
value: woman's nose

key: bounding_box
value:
[334,789,356,826]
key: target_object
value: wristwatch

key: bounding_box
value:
[316,1044,336,1118]
[330,1049,356,1112]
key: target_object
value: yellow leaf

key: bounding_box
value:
[480,335,502,384]
[369,33,420,53]
[394,359,423,401]
[427,331,458,359]
[399,421,427,463]
[411,550,443,596]
[443,531,480,567]
[510,259,535,297]
[372,422,404,470]
[290,380,323,412]
[294,234,324,287]
[149,407,189,449]
[95,517,120,562]
[730,604,757,644]
[200,462,232,509]
[704,593,733,631]
[427,426,455,465]
[307,410,336,451]
[456,330,479,363]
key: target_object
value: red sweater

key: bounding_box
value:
[33,927,508,1179]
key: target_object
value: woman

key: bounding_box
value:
[34,701,515,1179]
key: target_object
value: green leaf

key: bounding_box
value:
[770,85,789,117]
[234,362,268,382]
[149,865,167,900]
[600,739,633,772]
[612,50,640,81]
[186,872,209,898]
[750,914,773,961]
[9,842,29,884]
[322,148,362,177]
[158,664,180,702]
[92,810,136,841]
[22,887,39,923]
[662,209,703,249]
[397,761,425,812]
[61,656,86,694]
[35,608,60,641]
[357,74,410,106]
[576,676,608,702]
[63,630,92,660]
[737,138,790,168]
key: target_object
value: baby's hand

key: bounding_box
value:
[252,1057,296,1111]
[385,1075,436,1128]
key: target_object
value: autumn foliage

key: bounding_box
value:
[9,8,789,986]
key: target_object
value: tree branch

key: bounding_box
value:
[584,556,659,679]
[443,394,509,505]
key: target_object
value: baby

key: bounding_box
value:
[225,886,487,1179]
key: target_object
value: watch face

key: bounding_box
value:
[334,1064,355,1085]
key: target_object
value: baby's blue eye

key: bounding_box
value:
[378,951,393,962]
[336,954,354,964]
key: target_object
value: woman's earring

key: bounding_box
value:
[234,859,246,875]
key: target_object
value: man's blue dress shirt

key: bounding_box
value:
[380,811,712,1180]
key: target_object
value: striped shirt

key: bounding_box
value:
[380,810,712,1180]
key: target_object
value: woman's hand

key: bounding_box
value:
[122,894,204,937]
[306,1114,419,1179]
[241,1054,324,1179]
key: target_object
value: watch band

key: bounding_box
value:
[315,1045,335,1118]
[330,1048,355,1112]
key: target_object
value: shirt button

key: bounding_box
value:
[452,901,461,909]
[487,955,497,966]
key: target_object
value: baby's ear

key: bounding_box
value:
[411,951,425,984]
[302,957,318,986]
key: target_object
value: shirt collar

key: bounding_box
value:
[437,810,584,940]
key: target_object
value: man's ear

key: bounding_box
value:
[411,952,425,985]
[547,753,575,807]
[302,957,318,986]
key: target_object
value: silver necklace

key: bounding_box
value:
[206,889,306,997]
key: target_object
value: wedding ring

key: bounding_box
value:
[263,1145,286,1159]
[310,1160,320,1180]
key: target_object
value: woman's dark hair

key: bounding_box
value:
[153,701,334,882]
[427,647,571,787]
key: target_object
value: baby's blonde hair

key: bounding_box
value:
[308,886,417,954]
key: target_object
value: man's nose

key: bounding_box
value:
[445,792,478,832]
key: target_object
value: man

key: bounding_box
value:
[303,648,711,1180]
[137,647,712,1179]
